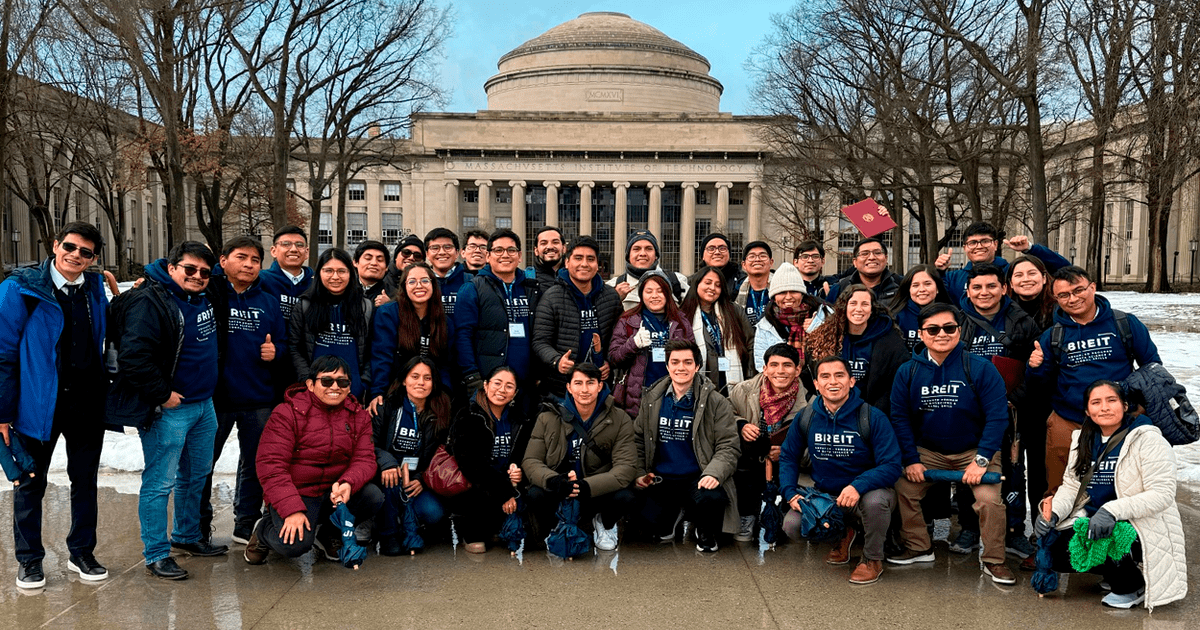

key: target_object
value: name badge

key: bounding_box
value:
[509,322,526,338]
[718,357,731,372]
[401,457,419,472]
[652,347,666,362]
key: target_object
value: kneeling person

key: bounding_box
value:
[524,363,637,552]
[780,357,902,584]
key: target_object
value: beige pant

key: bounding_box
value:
[895,448,1005,564]
[1044,411,1077,497]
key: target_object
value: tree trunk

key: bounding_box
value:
[1086,137,1106,289]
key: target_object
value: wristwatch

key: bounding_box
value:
[974,454,990,468]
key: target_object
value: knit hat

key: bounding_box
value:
[768,262,806,298]
[700,233,730,253]
[394,234,425,261]
[626,229,660,261]
[743,240,773,259]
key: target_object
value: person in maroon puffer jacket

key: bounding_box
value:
[244,355,382,564]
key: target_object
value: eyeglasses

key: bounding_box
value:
[704,245,729,254]
[406,277,432,287]
[317,376,352,388]
[745,253,771,262]
[965,238,995,249]
[426,244,457,253]
[464,243,488,252]
[490,246,520,256]
[60,242,96,260]
[920,323,960,336]
[176,264,212,279]
[1053,285,1092,301]
[275,240,307,250]
[487,381,517,393]
[399,249,424,261]
[320,267,350,276]
[796,253,822,262]
[856,249,886,259]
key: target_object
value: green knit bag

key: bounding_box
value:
[1068,517,1138,572]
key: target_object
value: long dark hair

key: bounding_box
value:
[889,264,951,316]
[393,263,447,360]
[680,266,750,357]
[1006,255,1055,327]
[1072,379,1130,479]
[473,365,519,424]
[387,356,451,431]
[302,247,369,338]
[621,272,687,328]
[806,284,888,362]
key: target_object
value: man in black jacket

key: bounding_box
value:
[826,238,902,303]
[530,226,564,296]
[108,241,228,581]
[532,236,622,400]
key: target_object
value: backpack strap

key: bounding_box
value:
[967,314,1010,348]
[1112,309,1135,364]
[1050,322,1065,364]
[797,404,816,442]
[857,404,872,452]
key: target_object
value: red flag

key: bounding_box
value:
[840,199,897,238]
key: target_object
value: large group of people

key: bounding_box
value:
[0,218,1186,611]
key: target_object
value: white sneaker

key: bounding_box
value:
[593,513,619,551]
[734,515,756,542]
[1101,589,1145,609]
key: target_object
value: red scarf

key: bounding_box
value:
[759,377,799,429]
[775,304,811,361]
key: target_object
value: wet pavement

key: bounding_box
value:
[1,476,1197,629]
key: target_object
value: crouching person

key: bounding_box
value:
[780,357,902,584]
[244,355,382,564]
[633,340,740,552]
[524,363,638,552]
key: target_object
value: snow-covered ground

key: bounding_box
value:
[38,291,1200,491]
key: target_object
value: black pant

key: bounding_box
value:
[12,413,104,564]
[200,407,272,538]
[526,484,637,539]
[258,485,384,558]
[636,475,727,539]
[1050,531,1145,595]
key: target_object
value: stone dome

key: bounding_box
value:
[484,12,723,113]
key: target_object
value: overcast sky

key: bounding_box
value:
[437,1,795,115]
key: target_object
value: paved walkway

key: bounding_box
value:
[1,476,1195,629]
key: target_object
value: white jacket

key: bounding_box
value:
[690,307,745,388]
[1049,423,1187,610]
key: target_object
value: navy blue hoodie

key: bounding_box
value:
[779,388,902,500]
[218,276,287,409]
[368,300,455,398]
[436,263,468,316]
[895,300,923,351]
[260,261,313,320]
[842,313,894,384]
[653,386,701,478]
[1028,295,1160,424]
[889,342,1009,465]
[146,260,218,402]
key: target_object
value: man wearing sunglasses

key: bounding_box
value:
[382,234,426,296]
[934,221,1070,303]
[108,241,226,580]
[888,303,1015,585]
[261,226,314,321]
[1,222,110,588]
[826,238,902,304]
[1028,266,1160,495]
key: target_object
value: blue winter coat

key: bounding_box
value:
[368,300,455,399]
[0,258,108,440]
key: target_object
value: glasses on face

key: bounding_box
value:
[406,277,432,287]
[60,241,97,260]
[464,243,488,252]
[400,249,424,261]
[321,267,350,277]
[276,240,307,250]
[426,244,457,253]
[745,253,770,262]
[318,376,352,388]
[920,323,960,336]
[704,245,729,254]
[796,253,822,262]
[1053,285,1092,302]
[177,264,212,279]
[488,381,517,393]
[856,249,885,260]
[490,246,520,256]
[965,238,995,249]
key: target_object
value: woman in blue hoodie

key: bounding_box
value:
[805,284,908,416]
[368,263,453,413]
[289,248,374,400]
[888,265,951,351]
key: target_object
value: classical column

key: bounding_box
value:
[647,182,664,238]
[444,180,460,232]
[748,182,763,242]
[578,181,594,236]
[544,180,560,227]
[510,180,527,248]
[681,182,699,275]
[475,180,492,229]
[715,182,732,230]
[613,182,630,275]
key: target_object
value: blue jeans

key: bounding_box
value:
[376,485,445,537]
[138,399,218,564]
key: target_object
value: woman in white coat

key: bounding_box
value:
[1034,380,1187,610]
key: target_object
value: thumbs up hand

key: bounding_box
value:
[557,349,575,374]
[260,333,276,362]
[935,249,952,271]
[1029,340,1044,368]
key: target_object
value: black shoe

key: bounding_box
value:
[146,558,189,580]
[695,529,719,553]
[313,526,342,561]
[68,554,109,581]
[171,540,229,557]
[378,535,404,557]
[16,561,46,589]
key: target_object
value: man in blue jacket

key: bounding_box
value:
[888,303,1015,584]
[1027,265,1160,495]
[780,356,901,585]
[0,222,109,588]
[935,221,1070,303]
[425,227,468,316]
[108,242,227,580]
[260,225,313,321]
[199,236,288,547]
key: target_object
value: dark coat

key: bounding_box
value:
[607,310,695,418]
[522,396,637,498]
[371,392,449,478]
[105,274,188,428]
[531,273,622,395]
[453,266,540,382]
[287,294,374,387]
[827,268,903,304]
[451,396,533,507]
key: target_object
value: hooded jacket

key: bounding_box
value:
[260,261,313,320]
[368,300,455,399]
[894,299,924,351]
[1028,295,1160,424]
[607,310,695,418]
[779,388,902,499]
[635,373,742,533]
[889,342,1010,466]
[814,314,908,416]
[210,274,288,411]
[257,385,377,517]
[727,372,807,463]
[523,392,637,498]
[454,265,540,382]
[452,396,533,507]
[826,268,902,304]
[434,262,469,316]
[960,296,1040,363]
[943,245,1070,303]
[0,258,107,440]
[532,269,622,395]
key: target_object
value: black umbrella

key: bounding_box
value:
[544,498,591,559]
[759,459,784,545]
[329,502,368,569]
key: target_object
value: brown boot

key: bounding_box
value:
[849,560,883,585]
[825,528,856,565]
[243,518,268,565]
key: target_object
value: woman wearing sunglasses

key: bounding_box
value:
[368,263,453,415]
[371,356,452,555]
[289,248,374,401]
